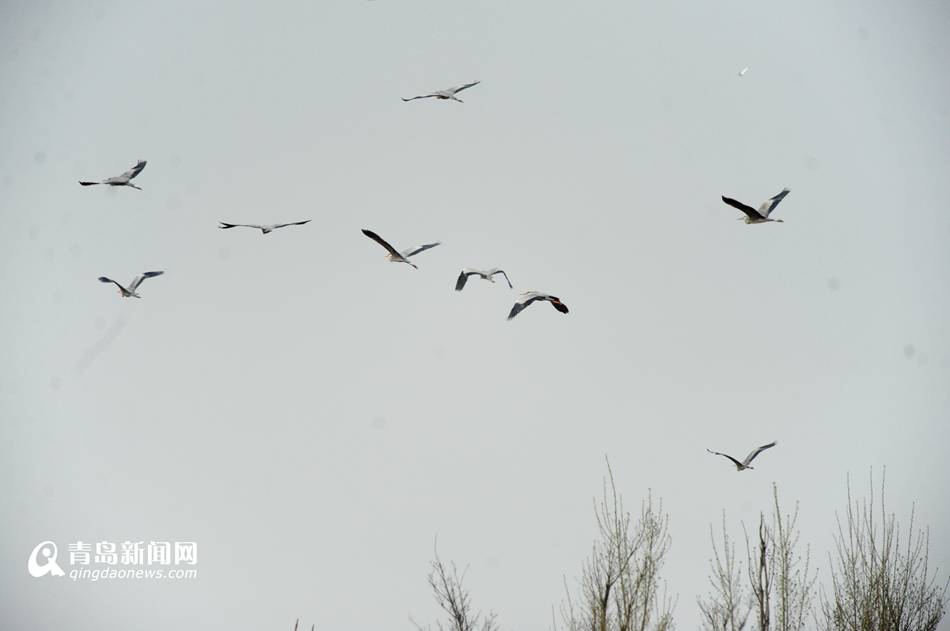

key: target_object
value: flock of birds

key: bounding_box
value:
[81,79,784,470]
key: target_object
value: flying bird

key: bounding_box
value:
[218,220,311,235]
[706,441,777,471]
[721,188,790,224]
[507,291,569,320]
[738,66,750,77]
[455,268,513,291]
[79,160,148,190]
[361,229,441,269]
[402,81,480,103]
[98,271,164,298]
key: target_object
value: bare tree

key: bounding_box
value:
[698,513,750,631]
[411,542,500,631]
[557,458,676,631]
[702,486,815,631]
[744,515,772,631]
[819,470,948,631]
[768,489,816,631]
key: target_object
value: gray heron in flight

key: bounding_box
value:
[706,441,777,471]
[361,229,441,269]
[722,188,790,224]
[507,291,569,320]
[218,220,311,235]
[80,160,147,190]
[402,81,480,103]
[455,268,513,291]
[98,271,164,298]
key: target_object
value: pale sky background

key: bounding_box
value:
[1,0,949,629]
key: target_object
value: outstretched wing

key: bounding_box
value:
[401,242,441,258]
[79,181,101,186]
[491,269,513,289]
[129,270,164,291]
[402,94,438,102]
[272,220,311,230]
[218,222,263,230]
[721,195,764,220]
[455,270,473,291]
[449,81,480,95]
[361,228,403,259]
[706,449,744,469]
[507,293,542,320]
[507,300,533,320]
[743,441,777,466]
[759,189,790,217]
[98,276,125,292]
[121,160,147,180]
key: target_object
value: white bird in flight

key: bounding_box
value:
[455,268,513,291]
[361,229,441,269]
[507,291,569,320]
[98,271,164,298]
[706,441,777,471]
[402,81,480,103]
[218,220,311,235]
[80,160,147,190]
[738,66,750,77]
[721,188,790,224]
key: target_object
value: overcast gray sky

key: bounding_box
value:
[2,0,949,628]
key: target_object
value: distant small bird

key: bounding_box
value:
[361,229,441,269]
[98,271,164,298]
[507,291,569,320]
[402,81,480,103]
[80,160,147,190]
[738,66,750,77]
[722,188,790,224]
[218,220,311,235]
[455,268,513,291]
[706,441,777,471]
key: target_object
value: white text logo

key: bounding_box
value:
[27,540,198,581]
